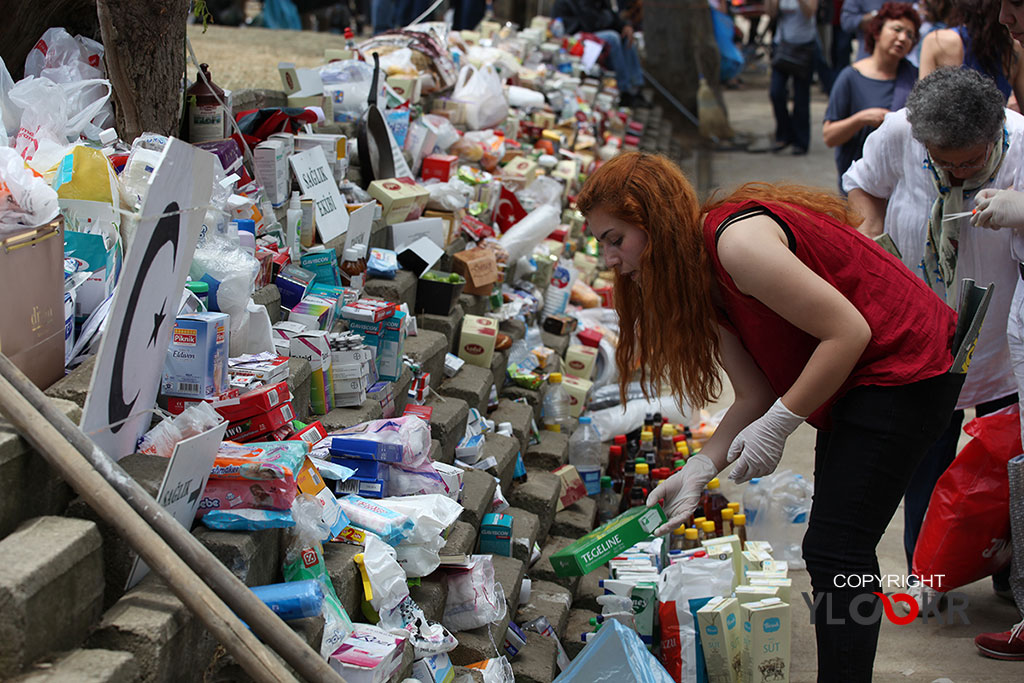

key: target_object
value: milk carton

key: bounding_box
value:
[697,596,742,683]
[162,312,229,398]
[741,598,790,683]
[457,315,497,369]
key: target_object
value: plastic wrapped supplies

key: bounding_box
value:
[658,555,734,682]
[443,555,507,632]
[553,619,674,683]
[0,148,59,233]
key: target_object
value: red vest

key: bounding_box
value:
[704,200,957,429]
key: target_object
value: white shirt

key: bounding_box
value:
[843,108,1024,409]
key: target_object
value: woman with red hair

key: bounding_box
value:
[577,151,963,680]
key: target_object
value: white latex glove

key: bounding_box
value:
[646,453,718,536]
[971,188,1024,230]
[727,398,805,485]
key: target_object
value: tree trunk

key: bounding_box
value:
[0,0,101,81]
[96,0,190,140]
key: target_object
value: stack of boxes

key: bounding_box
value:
[323,430,405,499]
[329,332,376,408]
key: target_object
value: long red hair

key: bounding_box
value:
[576,153,860,410]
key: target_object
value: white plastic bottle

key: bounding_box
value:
[286,191,302,254]
[742,477,768,541]
[542,259,578,318]
[570,416,603,496]
[542,372,572,435]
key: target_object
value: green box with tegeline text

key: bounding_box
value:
[549,504,667,577]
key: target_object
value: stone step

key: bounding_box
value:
[287,358,312,422]
[417,306,465,355]
[439,236,468,273]
[515,580,573,639]
[499,318,526,343]
[0,517,104,679]
[87,573,218,683]
[428,438,449,466]
[532,536,582,597]
[253,283,282,324]
[409,572,448,624]
[424,394,469,464]
[403,329,448,391]
[505,507,540,566]
[441,521,477,557]
[323,542,364,622]
[562,607,600,660]
[200,615,325,683]
[482,433,518,495]
[0,398,80,540]
[438,363,494,416]
[573,564,611,614]
[363,270,418,311]
[458,468,497,532]
[510,631,558,683]
[499,384,545,424]
[488,348,511,398]
[488,398,533,458]
[11,648,139,683]
[458,293,489,318]
[550,497,597,540]
[539,330,571,358]
[447,555,525,666]
[44,357,94,409]
[525,430,569,470]
[508,469,560,546]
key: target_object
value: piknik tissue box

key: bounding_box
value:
[162,312,229,399]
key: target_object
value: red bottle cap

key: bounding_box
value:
[609,445,622,455]
[613,434,627,445]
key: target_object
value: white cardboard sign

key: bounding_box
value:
[390,217,445,252]
[81,139,215,461]
[343,201,376,255]
[290,146,348,244]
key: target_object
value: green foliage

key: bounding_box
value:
[193,0,213,32]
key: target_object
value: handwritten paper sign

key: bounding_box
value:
[290,146,348,244]
[344,201,376,255]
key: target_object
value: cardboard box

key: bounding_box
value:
[296,456,349,539]
[733,585,779,606]
[368,177,430,224]
[549,505,667,577]
[479,512,514,556]
[276,264,317,310]
[452,248,499,295]
[330,625,406,683]
[224,401,296,442]
[0,221,66,389]
[289,296,336,331]
[502,156,538,184]
[553,464,588,512]
[421,153,458,182]
[561,375,593,418]
[564,345,598,380]
[212,381,290,421]
[412,652,455,683]
[294,133,348,184]
[254,139,288,208]
[543,314,577,336]
[457,315,498,369]
[697,596,742,683]
[741,599,790,683]
[162,312,230,399]
[290,331,333,415]
[386,75,422,104]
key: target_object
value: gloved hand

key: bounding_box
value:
[971,188,1024,230]
[727,398,805,484]
[646,453,718,536]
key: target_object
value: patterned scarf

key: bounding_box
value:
[922,127,1008,305]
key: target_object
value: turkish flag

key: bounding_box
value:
[494,185,528,233]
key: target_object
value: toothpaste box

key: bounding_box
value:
[290,331,333,415]
[741,598,790,683]
[549,504,667,577]
[162,312,229,399]
[479,512,513,556]
[330,625,406,683]
[697,596,742,683]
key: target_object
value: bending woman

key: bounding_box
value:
[577,152,963,681]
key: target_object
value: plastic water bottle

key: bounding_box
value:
[542,372,572,435]
[570,416,603,496]
[742,477,768,539]
[775,474,812,567]
[542,259,577,318]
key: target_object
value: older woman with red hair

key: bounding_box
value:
[577,152,963,681]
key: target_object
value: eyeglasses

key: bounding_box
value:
[930,143,994,172]
[887,25,917,41]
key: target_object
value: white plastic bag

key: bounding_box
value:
[378,495,463,545]
[498,204,559,263]
[658,556,734,682]
[363,534,410,612]
[0,56,18,142]
[0,148,59,232]
[24,28,113,132]
[452,64,508,131]
[443,555,507,632]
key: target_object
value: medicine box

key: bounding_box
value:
[741,598,791,683]
[335,476,390,498]
[212,381,290,422]
[457,315,498,369]
[254,139,288,208]
[224,401,295,442]
[549,504,667,577]
[276,264,317,309]
[330,625,406,683]
[301,248,341,286]
[289,296,336,331]
[377,310,408,382]
[290,331,333,415]
[412,652,454,683]
[162,312,229,399]
[479,512,513,556]
[326,434,404,462]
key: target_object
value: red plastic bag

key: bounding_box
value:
[912,405,1020,591]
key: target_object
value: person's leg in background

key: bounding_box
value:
[769,66,794,151]
[453,0,486,30]
[371,0,395,33]
[804,373,964,682]
[594,29,641,101]
[791,65,812,153]
[832,24,852,72]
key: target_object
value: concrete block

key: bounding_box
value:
[525,430,569,470]
[448,557,524,666]
[14,648,138,683]
[439,236,467,272]
[499,318,526,343]
[458,468,496,531]
[204,613,325,683]
[0,398,80,539]
[483,433,518,494]
[511,630,558,683]
[499,384,545,423]
[392,365,414,417]
[452,667,485,682]
[550,496,597,540]
[253,284,282,324]
[508,470,560,545]
[424,394,469,463]
[505,507,540,565]
[320,400,383,432]
[0,517,103,677]
[540,330,571,358]
[288,358,312,422]
[428,438,450,467]
[403,329,448,391]
[459,293,488,317]
[66,454,169,608]
[363,270,418,310]
[562,608,600,660]
[409,573,448,623]
[573,564,610,613]
[88,573,216,683]
[515,581,572,638]
[44,357,94,408]
[493,554,526,617]
[489,347,511,397]
[488,398,533,457]
[441,521,477,557]
[416,306,464,353]
[193,528,282,586]
[322,542,364,622]
[438,364,493,415]
[533,536,582,596]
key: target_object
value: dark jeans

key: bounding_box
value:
[903,392,1018,582]
[831,25,852,74]
[805,372,964,682]
[769,65,811,152]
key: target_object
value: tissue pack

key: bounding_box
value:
[162,312,229,399]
